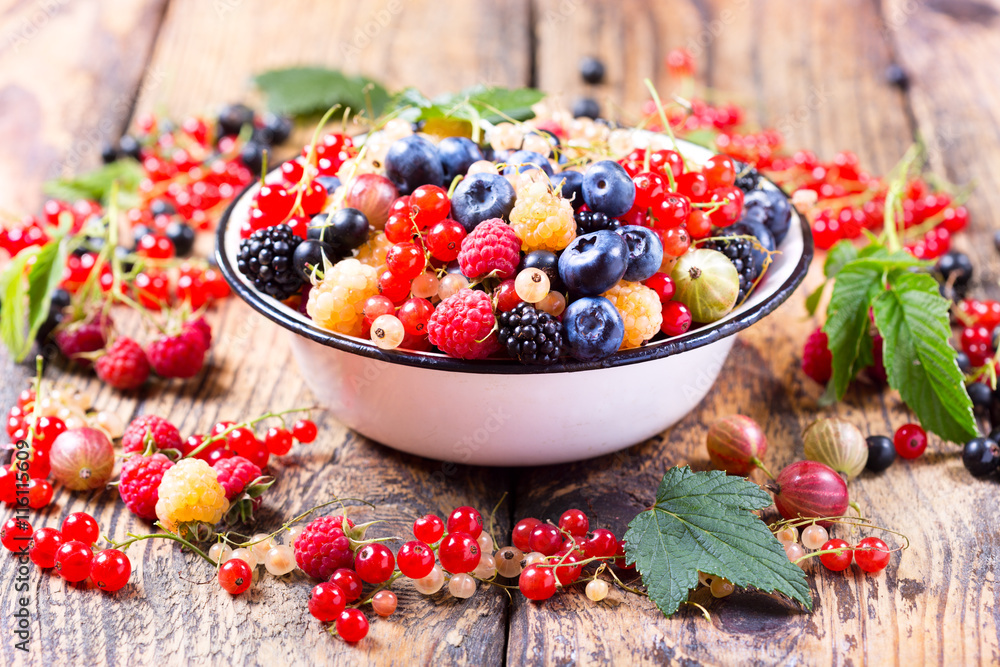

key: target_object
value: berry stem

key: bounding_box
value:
[108,526,215,565]
[353,571,404,607]
[643,78,690,177]
[220,497,375,548]
[184,406,320,459]
[751,457,775,480]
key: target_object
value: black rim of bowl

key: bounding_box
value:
[215,179,814,375]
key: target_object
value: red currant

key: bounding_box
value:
[54,540,93,582]
[300,180,328,216]
[675,172,709,201]
[438,532,481,574]
[512,518,540,552]
[644,273,675,303]
[33,415,66,449]
[309,582,347,621]
[582,529,618,559]
[893,423,927,459]
[91,548,131,592]
[384,213,414,244]
[551,551,583,585]
[853,536,891,573]
[29,527,64,568]
[632,172,667,211]
[661,226,691,258]
[426,219,466,261]
[528,524,562,556]
[446,506,484,539]
[1,517,32,552]
[138,234,175,259]
[410,185,450,229]
[329,568,363,602]
[558,509,589,537]
[378,269,412,303]
[27,478,54,509]
[397,540,435,579]
[16,389,35,410]
[649,149,684,180]
[660,301,693,336]
[25,448,50,479]
[291,419,318,444]
[336,609,369,643]
[706,186,744,227]
[61,512,99,546]
[519,563,557,601]
[413,514,445,543]
[494,279,522,313]
[354,543,396,584]
[818,538,852,572]
[702,155,737,189]
[398,298,434,337]
[386,243,426,280]
[363,295,396,324]
[280,159,305,184]
[651,194,691,230]
[264,427,294,456]
[219,558,252,594]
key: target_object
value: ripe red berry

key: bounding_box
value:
[264,427,294,456]
[644,273,676,303]
[54,540,94,582]
[818,538,853,572]
[512,518,541,553]
[335,608,369,643]
[291,419,318,444]
[551,551,583,585]
[329,568,363,602]
[660,301,693,336]
[702,155,737,189]
[558,509,589,537]
[410,185,450,229]
[528,524,562,556]
[854,536,891,573]
[29,527,65,568]
[386,242,426,280]
[1,517,32,552]
[893,424,927,459]
[446,506,484,539]
[519,563,557,601]
[397,540,435,579]
[61,512,100,546]
[397,298,435,337]
[91,549,131,592]
[219,558,253,594]
[582,529,618,559]
[26,478,54,509]
[426,219,466,261]
[33,416,66,450]
[354,543,396,584]
[438,532,481,574]
[413,514,445,543]
[309,582,347,621]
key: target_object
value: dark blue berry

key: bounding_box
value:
[579,56,606,84]
[572,97,600,119]
[239,140,265,176]
[149,199,176,217]
[384,135,444,195]
[962,437,999,476]
[743,188,791,246]
[100,142,118,164]
[865,435,895,472]
[968,381,992,415]
[502,150,553,177]
[258,112,293,145]
[558,230,628,296]
[438,137,484,185]
[310,208,369,254]
[498,303,563,365]
[550,171,584,208]
[316,176,341,194]
[956,351,971,373]
[118,135,141,161]
[292,239,335,281]
[617,225,663,282]
[520,251,564,292]
[217,103,254,136]
[450,173,516,232]
[885,63,909,90]
[582,160,635,218]
[563,296,624,361]
[166,221,195,257]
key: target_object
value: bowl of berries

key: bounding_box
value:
[217,117,811,465]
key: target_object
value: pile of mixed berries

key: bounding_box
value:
[235,115,791,364]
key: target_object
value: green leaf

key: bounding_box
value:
[43,159,144,206]
[872,271,978,443]
[679,128,718,149]
[254,67,389,118]
[392,85,545,125]
[804,284,825,317]
[624,467,812,618]
[823,240,859,279]
[0,249,39,361]
[25,236,69,353]
[822,261,884,398]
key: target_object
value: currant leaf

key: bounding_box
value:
[822,261,884,398]
[823,240,859,279]
[872,271,978,443]
[624,467,812,618]
[25,234,70,355]
[42,159,144,206]
[0,248,37,360]
[254,67,390,118]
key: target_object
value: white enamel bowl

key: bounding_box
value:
[216,140,812,466]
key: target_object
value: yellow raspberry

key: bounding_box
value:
[306,258,379,337]
[355,231,392,274]
[155,458,229,530]
[509,181,576,253]
[603,281,663,349]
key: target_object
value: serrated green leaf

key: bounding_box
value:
[254,67,389,118]
[0,249,39,361]
[624,467,812,618]
[25,236,69,356]
[872,271,978,443]
[823,261,885,398]
[823,240,859,279]
[804,283,826,317]
[42,159,144,206]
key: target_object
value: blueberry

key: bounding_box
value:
[384,135,444,195]
[217,103,254,136]
[258,112,293,146]
[865,435,896,473]
[558,230,629,296]
[118,135,142,161]
[240,140,265,176]
[502,150,553,177]
[617,225,664,282]
[563,296,624,361]
[573,97,601,119]
[579,56,606,84]
[310,208,369,253]
[743,188,791,246]
[438,137,484,185]
[292,239,336,281]
[968,381,992,415]
[729,220,775,278]
[962,437,999,476]
[521,250,564,292]
[450,173,516,232]
[582,160,635,218]
[316,175,341,194]
[550,171,584,208]
[166,221,195,257]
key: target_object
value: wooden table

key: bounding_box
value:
[2,1,999,664]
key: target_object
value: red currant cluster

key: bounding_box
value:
[776,523,893,575]
[955,299,1000,368]
[0,388,66,510]
[1,511,132,591]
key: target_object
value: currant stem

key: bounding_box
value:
[752,457,775,480]
[184,406,320,459]
[220,497,374,548]
[109,528,215,566]
[354,571,404,607]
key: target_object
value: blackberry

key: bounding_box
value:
[237,224,304,300]
[733,162,761,192]
[574,210,620,235]
[702,230,760,304]
[497,303,563,365]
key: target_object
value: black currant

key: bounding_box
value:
[956,351,971,373]
[217,103,254,137]
[240,140,265,176]
[572,97,601,119]
[118,135,142,161]
[132,225,153,248]
[100,142,118,164]
[149,199,176,217]
[292,239,335,281]
[934,251,973,289]
[257,112,293,146]
[579,56,606,84]
[520,250,564,292]
[865,435,895,473]
[316,175,341,194]
[968,381,992,415]
[166,221,195,257]
[885,63,909,90]
[311,208,370,253]
[115,245,135,274]
[962,437,999,477]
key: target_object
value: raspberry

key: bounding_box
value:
[118,453,173,519]
[54,317,110,367]
[147,332,207,378]
[802,327,833,385]
[457,218,521,279]
[154,458,229,530]
[212,455,262,500]
[183,317,212,351]
[122,415,182,454]
[294,515,357,580]
[306,258,379,337]
[509,180,577,252]
[602,281,663,349]
[426,289,500,360]
[95,337,150,390]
